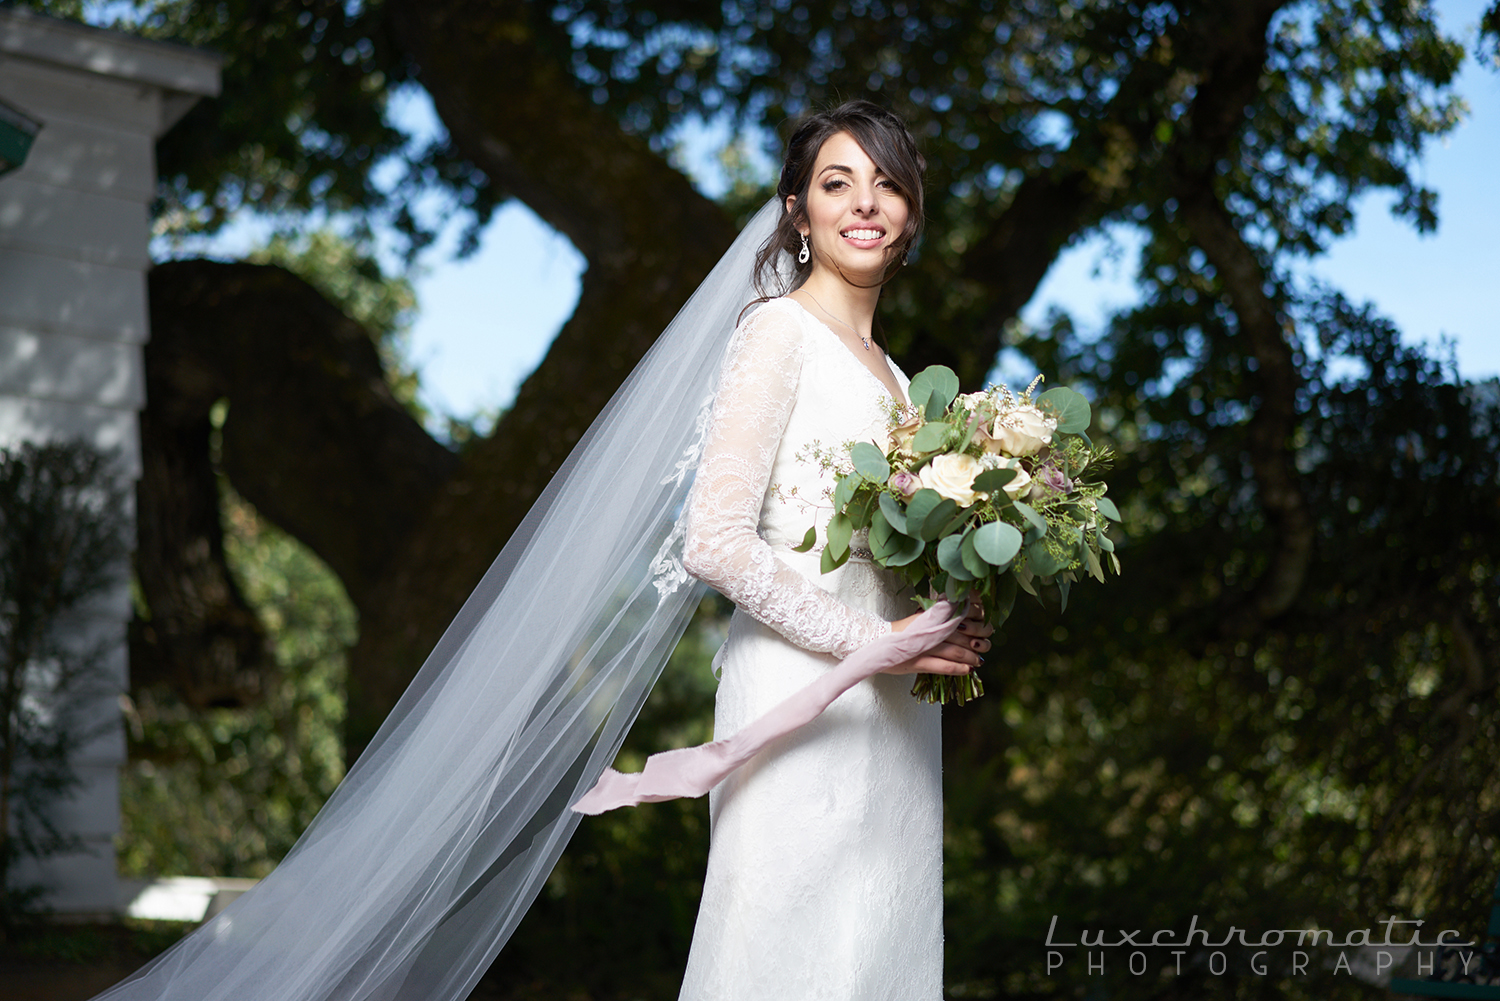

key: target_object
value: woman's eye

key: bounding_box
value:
[822,179,847,191]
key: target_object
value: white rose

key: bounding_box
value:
[1001,460,1032,499]
[919,452,986,507]
[987,404,1056,457]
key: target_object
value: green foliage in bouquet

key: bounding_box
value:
[795,366,1122,704]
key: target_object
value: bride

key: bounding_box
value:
[675,100,988,1001]
[89,101,988,1001]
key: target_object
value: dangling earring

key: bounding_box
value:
[901,248,910,266]
[798,233,810,265]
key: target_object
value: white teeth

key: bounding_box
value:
[842,229,883,240]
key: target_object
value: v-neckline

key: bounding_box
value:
[779,297,908,407]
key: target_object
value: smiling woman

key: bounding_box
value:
[672,101,991,1001]
[787,132,911,401]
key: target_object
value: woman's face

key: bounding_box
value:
[789,130,909,285]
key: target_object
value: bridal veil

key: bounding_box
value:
[94,200,785,1001]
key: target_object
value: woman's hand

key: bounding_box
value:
[885,596,993,676]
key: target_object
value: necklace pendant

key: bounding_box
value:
[861,336,871,350]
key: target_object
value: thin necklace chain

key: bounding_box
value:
[800,289,871,351]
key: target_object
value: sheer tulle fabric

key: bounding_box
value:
[91,201,787,1001]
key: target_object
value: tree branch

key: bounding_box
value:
[1169,0,1312,624]
[137,261,457,707]
[336,0,741,752]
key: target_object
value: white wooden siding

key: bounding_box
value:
[1,7,218,915]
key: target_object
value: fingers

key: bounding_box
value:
[956,604,994,641]
[910,649,980,676]
[885,634,985,676]
[929,636,984,668]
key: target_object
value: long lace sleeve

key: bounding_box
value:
[682,303,890,658]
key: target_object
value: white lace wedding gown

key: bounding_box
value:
[678,297,943,1001]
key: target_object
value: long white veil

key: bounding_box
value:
[96,199,786,1001]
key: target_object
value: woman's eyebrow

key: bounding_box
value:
[818,163,889,178]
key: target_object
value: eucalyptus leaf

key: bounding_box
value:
[955,411,977,452]
[938,534,976,581]
[926,366,960,408]
[1096,527,1115,553]
[1026,540,1066,577]
[846,489,877,530]
[820,544,841,575]
[907,370,935,416]
[826,511,853,561]
[1057,573,1072,613]
[870,508,898,560]
[993,573,1018,625]
[905,489,942,534]
[973,521,1023,565]
[972,467,1017,494]
[908,365,959,421]
[833,475,856,513]
[960,528,989,577]
[924,387,946,422]
[912,422,948,453]
[1085,543,1105,583]
[1037,386,1091,434]
[937,508,971,540]
[884,530,926,567]
[1013,501,1047,538]
[1096,496,1121,521]
[945,573,971,604]
[791,524,817,553]
[919,498,959,541]
[878,493,909,535]
[850,441,890,482]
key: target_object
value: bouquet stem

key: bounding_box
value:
[910,670,985,705]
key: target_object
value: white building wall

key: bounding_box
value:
[0,8,217,914]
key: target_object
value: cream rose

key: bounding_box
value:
[956,391,994,414]
[987,404,1056,457]
[918,452,986,507]
[1001,461,1032,499]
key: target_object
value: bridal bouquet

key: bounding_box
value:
[795,365,1122,704]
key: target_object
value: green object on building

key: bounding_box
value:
[0,97,42,177]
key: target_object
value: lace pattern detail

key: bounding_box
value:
[682,300,892,658]
[648,393,718,603]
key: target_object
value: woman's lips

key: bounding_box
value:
[839,226,886,249]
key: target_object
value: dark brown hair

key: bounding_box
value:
[752,100,926,297]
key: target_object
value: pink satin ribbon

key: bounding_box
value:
[572,601,961,815]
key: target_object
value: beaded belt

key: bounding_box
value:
[773,542,874,563]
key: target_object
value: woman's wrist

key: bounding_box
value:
[890,613,920,634]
